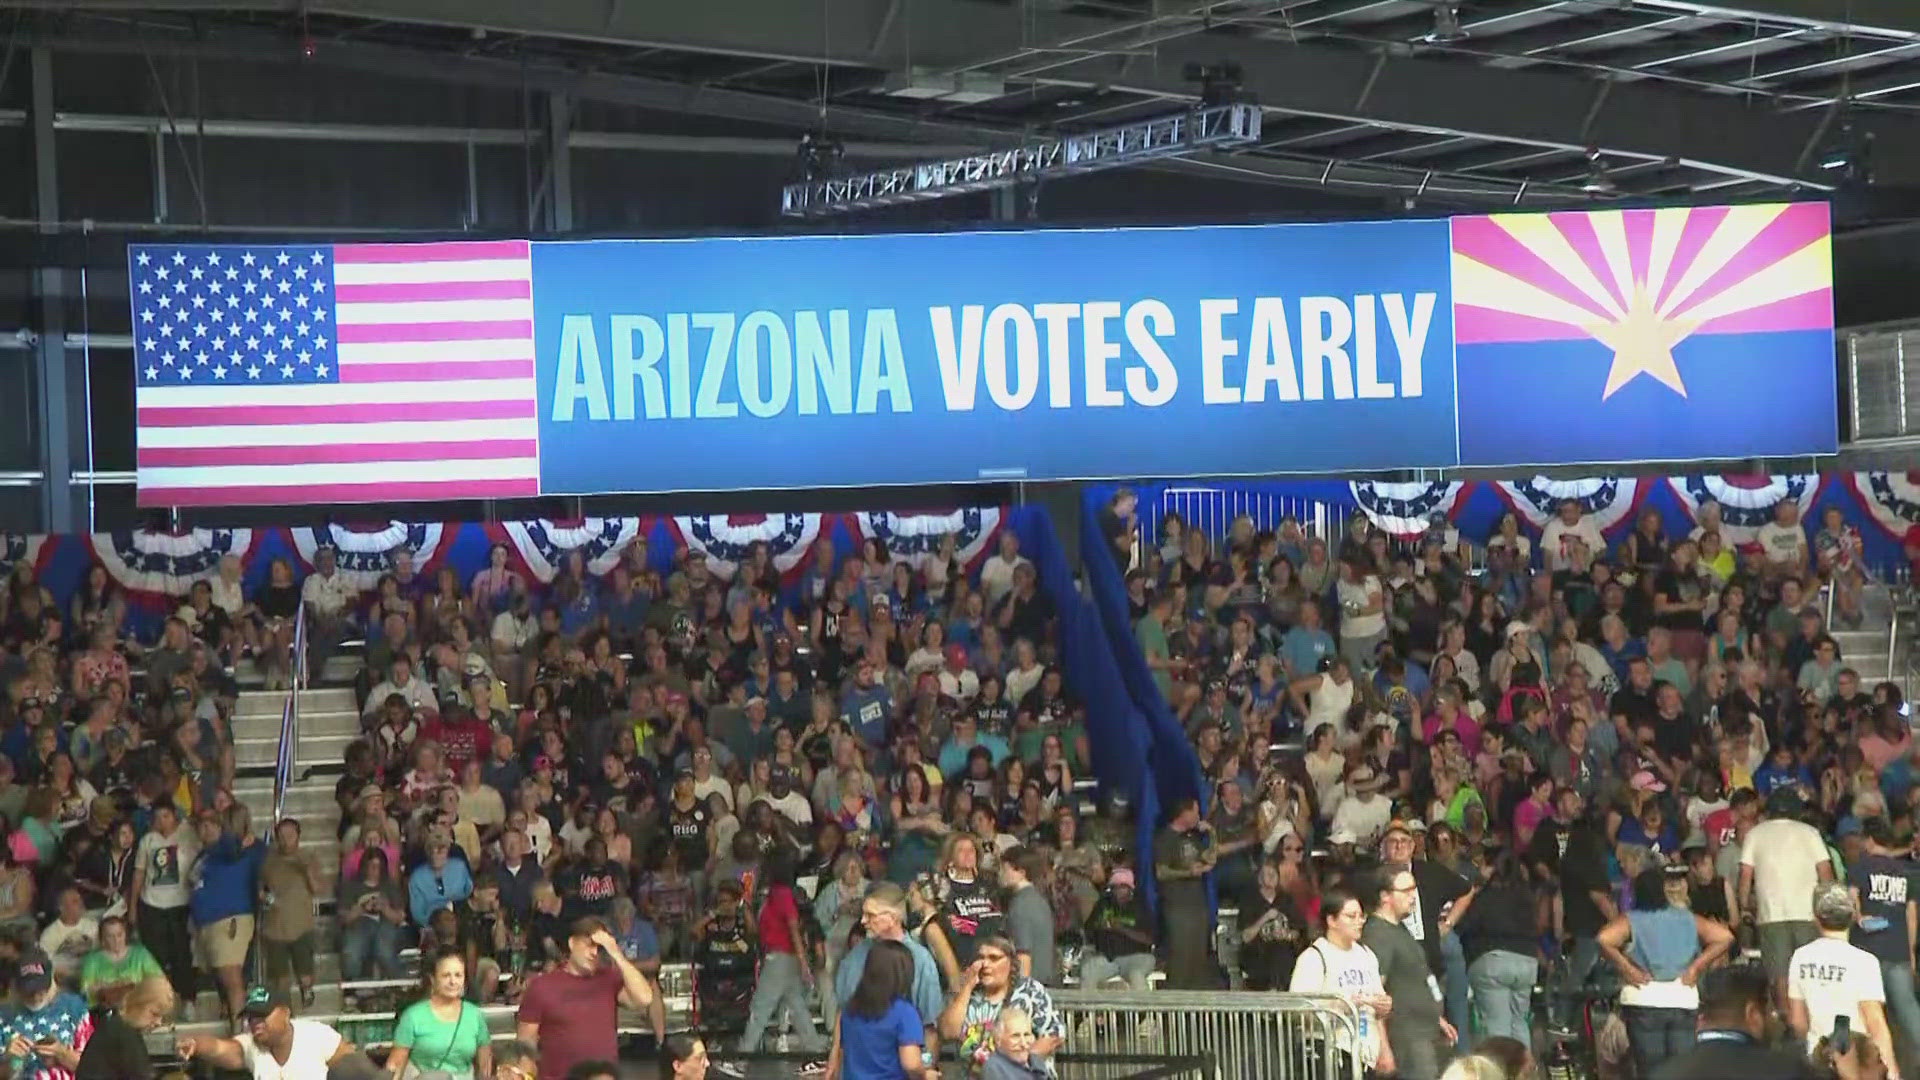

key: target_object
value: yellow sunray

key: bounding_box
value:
[1657,203,1789,317]
[1643,206,1690,308]
[1453,252,1615,328]
[1670,235,1834,325]
[1587,209,1637,308]
[1485,212,1626,319]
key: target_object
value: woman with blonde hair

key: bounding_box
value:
[1438,1055,1509,1080]
[74,974,175,1077]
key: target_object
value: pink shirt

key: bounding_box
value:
[1513,797,1549,847]
[1860,730,1913,772]
[1423,714,1482,758]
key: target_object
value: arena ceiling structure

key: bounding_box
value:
[9,0,1920,210]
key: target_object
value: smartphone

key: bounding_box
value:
[1834,1015,1852,1054]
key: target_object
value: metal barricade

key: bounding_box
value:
[1051,989,1364,1080]
[1148,488,1348,552]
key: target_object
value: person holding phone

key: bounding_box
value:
[1789,883,1901,1080]
[0,949,92,1079]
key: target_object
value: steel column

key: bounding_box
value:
[547,90,574,232]
[29,45,71,532]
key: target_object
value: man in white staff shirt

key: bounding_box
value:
[1788,883,1900,1080]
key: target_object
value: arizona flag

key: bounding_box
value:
[1451,202,1838,467]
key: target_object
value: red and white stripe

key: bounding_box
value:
[136,239,540,506]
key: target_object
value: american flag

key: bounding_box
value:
[131,239,541,506]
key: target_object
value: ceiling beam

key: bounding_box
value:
[24,0,1917,187]
[1037,30,1918,184]
[1632,0,1920,39]
[24,19,1569,207]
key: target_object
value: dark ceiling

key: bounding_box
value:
[8,0,1920,210]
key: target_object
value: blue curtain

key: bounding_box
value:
[1006,505,1166,910]
[1071,498,1212,915]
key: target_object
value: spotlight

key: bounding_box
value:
[1581,150,1617,195]
[795,130,845,183]
[1182,61,1249,108]
[1818,122,1873,182]
[1424,3,1468,44]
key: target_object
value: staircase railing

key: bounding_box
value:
[272,599,307,824]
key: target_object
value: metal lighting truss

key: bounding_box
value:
[780,103,1262,216]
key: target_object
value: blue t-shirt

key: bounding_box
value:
[618,918,660,963]
[839,998,924,1080]
[189,834,266,926]
[841,685,893,746]
[1279,627,1334,679]
[0,991,89,1079]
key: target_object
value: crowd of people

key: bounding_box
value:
[1099,493,1911,1080]
[0,525,1105,1079]
[0,490,1911,1080]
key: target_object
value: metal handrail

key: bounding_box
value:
[272,599,308,824]
[1891,605,1901,682]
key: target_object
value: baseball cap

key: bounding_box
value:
[1109,868,1136,889]
[240,985,290,1019]
[1629,770,1667,793]
[13,949,51,996]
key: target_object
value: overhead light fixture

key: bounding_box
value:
[881,67,1008,104]
[1182,61,1249,107]
[1581,149,1617,195]
[1424,3,1468,44]
[795,130,845,183]
[1817,121,1874,182]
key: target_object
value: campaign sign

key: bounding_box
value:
[127,204,1836,506]
[532,221,1457,494]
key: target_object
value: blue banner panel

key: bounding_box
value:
[530,222,1460,494]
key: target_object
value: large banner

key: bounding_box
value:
[129,203,1836,506]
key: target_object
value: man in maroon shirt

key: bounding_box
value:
[516,916,655,1079]
[420,688,493,776]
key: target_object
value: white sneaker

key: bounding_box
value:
[711,1063,747,1079]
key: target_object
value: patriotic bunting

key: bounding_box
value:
[1847,472,1920,539]
[290,522,447,592]
[498,518,643,583]
[1492,476,1646,535]
[1669,475,1822,545]
[88,528,257,597]
[849,508,1004,571]
[1349,481,1469,540]
[669,514,824,581]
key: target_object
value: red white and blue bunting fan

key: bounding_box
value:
[0,534,49,585]
[88,528,256,597]
[1349,481,1469,540]
[851,508,1004,571]
[1846,472,1920,539]
[1492,476,1645,536]
[669,513,823,581]
[1669,475,1822,546]
[499,518,642,583]
[291,522,448,592]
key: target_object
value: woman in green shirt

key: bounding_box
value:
[79,915,164,1007]
[386,947,492,1080]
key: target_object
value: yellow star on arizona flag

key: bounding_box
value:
[1585,285,1699,400]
